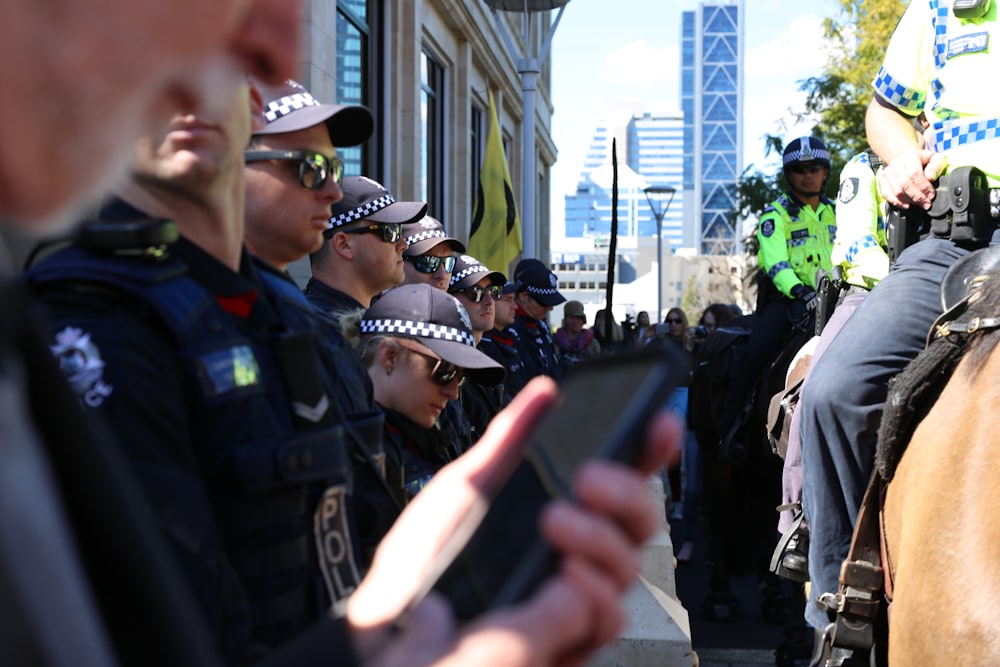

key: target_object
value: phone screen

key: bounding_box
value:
[430,347,686,621]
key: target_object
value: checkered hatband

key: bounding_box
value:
[527,285,560,296]
[450,264,487,285]
[359,318,475,347]
[264,92,320,124]
[330,194,397,228]
[405,229,447,246]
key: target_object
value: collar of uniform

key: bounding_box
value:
[304,276,366,312]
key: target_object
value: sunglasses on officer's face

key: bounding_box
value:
[340,222,404,243]
[454,284,502,304]
[244,149,344,191]
[788,163,825,175]
[404,254,457,274]
[394,338,467,388]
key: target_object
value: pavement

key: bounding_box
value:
[669,512,814,667]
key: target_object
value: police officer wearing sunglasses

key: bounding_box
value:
[716,136,836,467]
[400,215,467,290]
[305,175,428,317]
[448,255,508,444]
[340,283,505,499]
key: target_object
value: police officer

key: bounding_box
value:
[718,136,836,457]
[774,147,891,583]
[400,216,466,291]
[448,254,508,443]
[800,0,1000,635]
[25,77,376,662]
[510,258,566,394]
[479,280,529,403]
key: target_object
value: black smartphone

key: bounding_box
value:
[426,346,687,622]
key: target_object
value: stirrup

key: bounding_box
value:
[771,505,810,582]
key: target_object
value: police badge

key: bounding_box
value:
[50,326,114,407]
[761,219,776,237]
[839,177,860,204]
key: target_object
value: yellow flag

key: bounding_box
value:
[468,90,522,274]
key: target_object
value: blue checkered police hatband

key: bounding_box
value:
[513,258,566,307]
[251,79,373,147]
[328,176,427,230]
[449,255,506,292]
[402,216,466,256]
[360,284,504,383]
[783,136,831,167]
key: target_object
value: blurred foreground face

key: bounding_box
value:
[0,0,300,229]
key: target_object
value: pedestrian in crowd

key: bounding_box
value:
[341,283,505,500]
[634,310,657,347]
[401,216,466,290]
[553,300,600,375]
[510,258,565,391]
[592,308,630,354]
[800,0,998,642]
[1,2,683,665]
[305,175,424,316]
[718,136,837,459]
[448,254,508,443]
[479,280,529,403]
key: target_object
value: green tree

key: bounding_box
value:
[732,0,907,248]
[799,0,907,164]
[681,274,703,322]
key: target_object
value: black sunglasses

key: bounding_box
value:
[666,317,683,324]
[342,222,403,243]
[455,284,502,304]
[395,338,467,388]
[788,163,825,175]
[244,149,344,190]
[404,254,457,274]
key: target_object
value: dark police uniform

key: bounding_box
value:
[479,327,527,400]
[24,200,365,664]
[511,307,561,390]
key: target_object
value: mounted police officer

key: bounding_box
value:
[718,136,837,461]
[800,0,1000,645]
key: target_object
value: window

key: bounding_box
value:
[420,51,445,215]
[336,1,382,178]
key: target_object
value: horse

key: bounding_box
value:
[828,252,1000,665]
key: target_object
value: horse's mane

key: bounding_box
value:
[876,279,1000,482]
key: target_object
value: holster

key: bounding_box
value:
[928,166,994,248]
[886,205,930,264]
[814,266,845,336]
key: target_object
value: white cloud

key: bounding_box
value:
[745,13,830,79]
[599,38,679,88]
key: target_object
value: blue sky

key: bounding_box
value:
[547,0,844,212]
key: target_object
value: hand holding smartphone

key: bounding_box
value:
[424,346,687,622]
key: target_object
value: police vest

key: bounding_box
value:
[26,244,363,652]
[757,194,837,297]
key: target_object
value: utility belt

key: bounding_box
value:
[887,166,1000,262]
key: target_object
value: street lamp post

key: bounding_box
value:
[644,184,676,321]
[484,0,570,260]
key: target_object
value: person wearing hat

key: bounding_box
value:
[401,215,466,291]
[244,78,374,272]
[448,255,508,442]
[480,280,530,404]
[306,175,427,316]
[510,258,567,394]
[2,3,687,667]
[716,135,836,461]
[341,283,504,499]
[553,300,600,376]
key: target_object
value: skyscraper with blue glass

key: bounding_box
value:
[682,0,744,255]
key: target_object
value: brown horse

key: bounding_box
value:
[875,279,1000,665]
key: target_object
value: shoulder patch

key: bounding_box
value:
[761,220,775,238]
[50,326,114,407]
[839,177,860,204]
